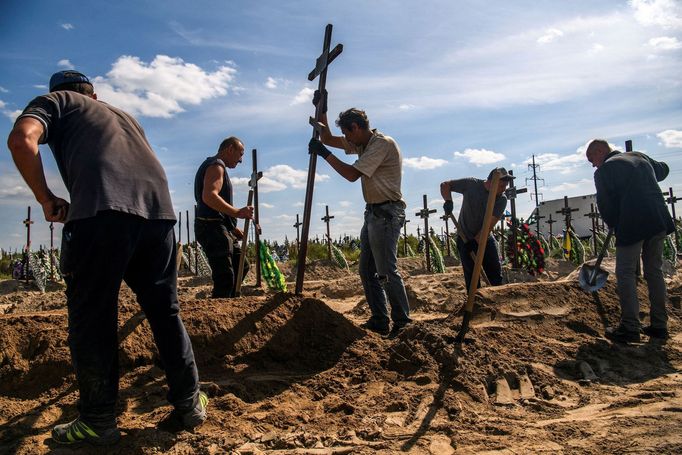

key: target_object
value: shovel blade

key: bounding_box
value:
[579,264,609,292]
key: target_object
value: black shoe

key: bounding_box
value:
[52,417,121,446]
[642,325,669,340]
[605,325,640,343]
[159,391,208,432]
[360,320,390,336]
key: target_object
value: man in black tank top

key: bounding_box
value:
[194,137,254,297]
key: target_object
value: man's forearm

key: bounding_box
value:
[324,154,362,182]
[203,193,239,218]
[8,130,53,203]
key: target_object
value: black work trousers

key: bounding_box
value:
[456,235,504,291]
[61,211,199,427]
[194,219,249,297]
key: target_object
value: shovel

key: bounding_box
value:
[579,229,613,292]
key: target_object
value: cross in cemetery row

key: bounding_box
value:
[193,206,199,275]
[402,219,410,257]
[584,203,601,256]
[252,148,262,288]
[178,211,182,244]
[416,226,421,241]
[296,24,344,295]
[23,206,33,285]
[293,214,302,249]
[663,187,680,247]
[236,151,263,295]
[321,205,335,261]
[556,196,578,235]
[534,213,545,238]
[415,195,437,272]
[505,170,528,269]
[546,214,557,239]
[185,210,194,276]
[440,214,451,257]
[499,215,506,260]
[49,222,55,281]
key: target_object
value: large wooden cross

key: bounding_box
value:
[415,195,437,272]
[664,187,679,247]
[505,170,527,268]
[235,155,263,296]
[546,214,557,239]
[296,24,343,295]
[321,205,335,260]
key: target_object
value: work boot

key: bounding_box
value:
[642,325,669,340]
[159,391,208,432]
[605,325,640,343]
[51,417,121,446]
[360,320,389,336]
[386,323,409,340]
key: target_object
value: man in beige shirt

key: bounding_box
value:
[308,93,411,338]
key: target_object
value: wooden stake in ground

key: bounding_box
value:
[321,205,335,261]
[235,152,262,296]
[454,171,501,343]
[295,24,343,295]
[23,206,33,285]
[252,148,262,288]
[415,195,436,272]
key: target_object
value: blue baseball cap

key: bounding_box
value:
[49,70,92,92]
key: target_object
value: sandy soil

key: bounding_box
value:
[1,256,681,454]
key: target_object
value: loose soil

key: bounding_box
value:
[1,256,681,454]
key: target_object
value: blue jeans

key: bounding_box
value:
[615,231,668,331]
[359,202,411,329]
[61,211,200,427]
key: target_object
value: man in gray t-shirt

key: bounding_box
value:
[7,70,205,445]
[440,168,513,290]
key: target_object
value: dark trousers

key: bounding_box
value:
[194,220,248,297]
[60,211,199,427]
[456,235,504,291]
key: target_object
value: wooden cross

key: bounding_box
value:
[178,211,182,244]
[235,150,263,295]
[505,170,527,269]
[293,214,302,249]
[193,205,198,275]
[556,196,578,233]
[23,206,33,285]
[440,214,451,257]
[664,187,679,247]
[321,205,335,261]
[296,24,344,295]
[402,219,410,257]
[252,148,262,288]
[584,203,600,256]
[416,226,421,240]
[185,210,192,275]
[546,214,557,239]
[415,194,437,272]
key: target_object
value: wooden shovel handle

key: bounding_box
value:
[447,213,491,286]
[463,172,501,312]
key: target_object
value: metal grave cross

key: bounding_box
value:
[584,203,601,256]
[402,219,410,257]
[321,205,335,260]
[556,196,578,234]
[504,170,528,268]
[415,195,437,272]
[293,214,303,249]
[296,24,344,295]
[664,187,679,247]
[439,214,451,257]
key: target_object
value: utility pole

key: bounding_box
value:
[415,195,437,272]
[527,154,544,236]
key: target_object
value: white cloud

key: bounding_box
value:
[537,28,564,44]
[61,23,74,30]
[0,86,8,93]
[648,36,682,49]
[33,84,48,90]
[453,148,505,166]
[547,178,594,194]
[0,100,5,109]
[57,59,74,69]
[266,164,329,189]
[630,0,682,29]
[260,202,274,208]
[6,110,21,122]
[588,43,605,54]
[403,156,448,170]
[291,87,314,105]
[93,55,236,118]
[275,214,295,221]
[339,201,352,208]
[657,129,682,148]
[265,77,278,89]
[398,104,415,111]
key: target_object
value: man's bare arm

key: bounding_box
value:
[323,154,363,182]
[202,165,253,219]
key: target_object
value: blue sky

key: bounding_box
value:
[1,0,681,250]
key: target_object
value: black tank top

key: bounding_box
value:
[194,157,236,229]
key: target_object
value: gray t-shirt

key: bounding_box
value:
[17,91,175,223]
[448,178,507,240]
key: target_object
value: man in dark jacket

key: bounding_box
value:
[586,139,674,343]
[7,70,207,445]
